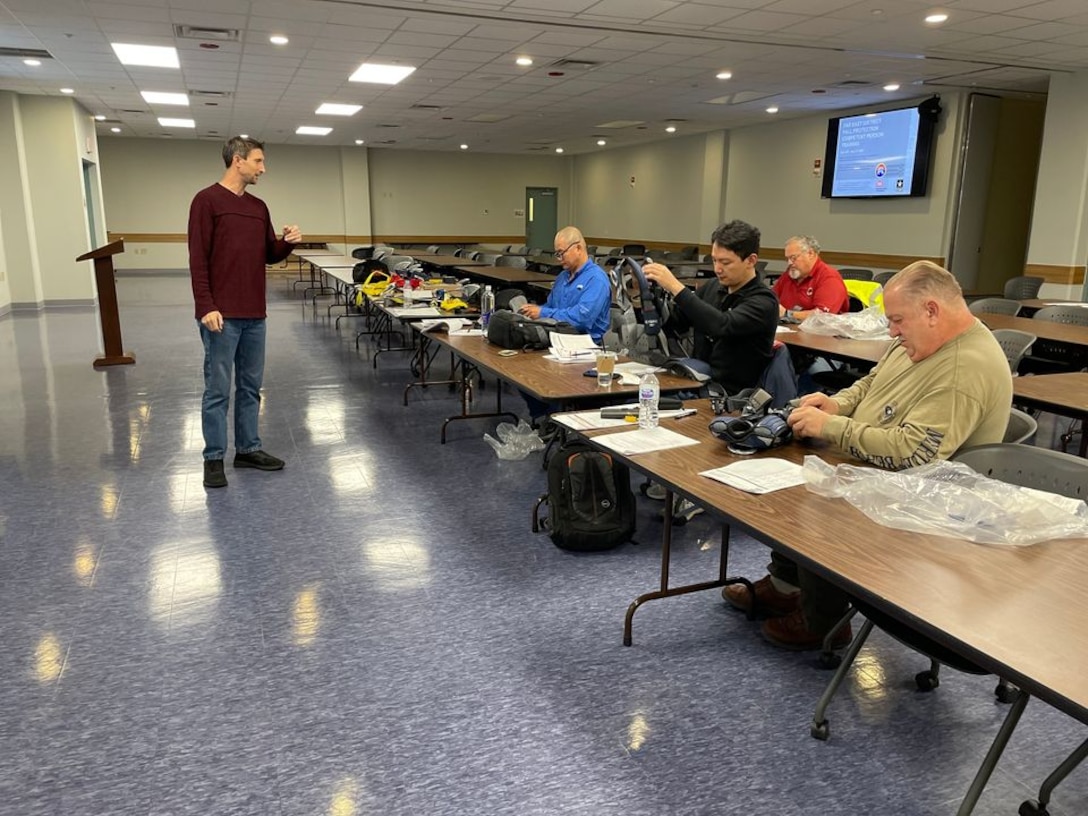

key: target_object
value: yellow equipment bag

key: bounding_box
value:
[844,279,884,313]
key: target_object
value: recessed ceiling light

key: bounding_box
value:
[269,35,289,45]
[555,147,564,153]
[766,106,779,114]
[111,43,180,68]
[296,126,332,136]
[883,83,900,91]
[516,56,533,67]
[349,63,416,85]
[596,139,606,146]
[60,88,74,94]
[460,144,468,150]
[316,103,362,116]
[110,127,121,133]
[94,114,106,121]
[716,71,732,80]
[158,117,195,128]
[925,12,949,24]
[239,133,249,138]
[355,139,365,145]
[141,91,189,106]
[666,125,678,133]
[23,59,40,66]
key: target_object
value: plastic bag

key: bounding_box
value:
[799,306,888,340]
[801,455,1088,547]
[483,420,546,460]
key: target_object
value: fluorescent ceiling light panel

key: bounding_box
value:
[141,91,189,105]
[349,63,416,85]
[316,103,362,116]
[112,43,180,68]
[158,117,195,128]
[296,126,332,135]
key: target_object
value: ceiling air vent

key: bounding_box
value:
[190,90,233,98]
[0,47,52,59]
[550,59,599,70]
[173,24,240,42]
[411,104,443,111]
[833,79,872,87]
[376,123,401,128]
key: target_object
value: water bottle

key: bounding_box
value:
[402,276,412,304]
[480,285,495,332]
[638,372,660,429]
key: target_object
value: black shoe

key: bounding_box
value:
[203,459,227,488]
[233,450,285,471]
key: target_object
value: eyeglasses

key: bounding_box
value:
[786,250,810,264]
[553,241,581,259]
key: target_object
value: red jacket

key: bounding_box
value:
[773,257,849,314]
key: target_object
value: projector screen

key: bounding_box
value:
[821,105,937,199]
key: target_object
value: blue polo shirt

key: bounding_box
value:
[539,258,611,343]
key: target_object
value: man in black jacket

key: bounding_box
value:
[643,220,778,395]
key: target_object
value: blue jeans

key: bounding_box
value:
[199,318,266,460]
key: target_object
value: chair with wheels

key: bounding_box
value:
[970,297,1022,317]
[811,443,1088,815]
[496,254,527,269]
[1004,275,1045,300]
[873,270,897,286]
[622,243,646,257]
[989,329,1035,374]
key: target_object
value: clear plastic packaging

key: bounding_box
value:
[799,306,889,340]
[483,420,546,460]
[801,456,1088,547]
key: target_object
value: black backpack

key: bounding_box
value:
[352,258,388,283]
[534,440,636,551]
[487,309,582,350]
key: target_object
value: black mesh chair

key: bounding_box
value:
[969,297,1022,317]
[873,270,897,286]
[1003,275,1044,300]
[812,443,1088,816]
[838,268,874,281]
[990,328,1036,374]
[496,254,527,269]
[622,243,646,256]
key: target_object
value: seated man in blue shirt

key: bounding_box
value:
[519,226,610,343]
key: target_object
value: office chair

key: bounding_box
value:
[873,270,897,287]
[584,245,597,256]
[1019,735,1088,816]
[989,328,1036,374]
[838,268,874,281]
[622,243,646,256]
[1004,407,1038,444]
[1003,275,1044,300]
[680,245,699,261]
[427,244,440,254]
[496,254,527,269]
[969,297,1022,317]
[811,443,1088,815]
[477,252,502,265]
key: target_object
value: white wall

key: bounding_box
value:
[0,92,41,309]
[724,91,966,259]
[366,149,569,237]
[571,132,720,245]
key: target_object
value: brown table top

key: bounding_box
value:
[426,332,696,403]
[411,253,489,268]
[568,400,1088,726]
[456,265,558,285]
[979,312,1088,345]
[1012,372,1088,417]
[776,328,892,364]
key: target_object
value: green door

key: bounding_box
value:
[525,187,557,252]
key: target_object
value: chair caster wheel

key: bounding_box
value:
[819,652,842,670]
[995,682,1021,704]
[1018,799,1047,816]
[810,721,830,741]
[915,670,940,691]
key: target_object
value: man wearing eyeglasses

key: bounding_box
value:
[518,226,610,343]
[774,235,848,321]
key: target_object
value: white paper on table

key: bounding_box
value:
[542,353,596,364]
[548,332,599,360]
[552,408,696,431]
[775,325,796,334]
[700,458,805,494]
[614,361,665,376]
[592,427,701,455]
[419,317,472,333]
[387,306,444,318]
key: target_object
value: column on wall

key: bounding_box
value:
[1025,71,1088,298]
[0,91,44,308]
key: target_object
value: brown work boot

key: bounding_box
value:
[760,607,853,652]
[722,575,800,617]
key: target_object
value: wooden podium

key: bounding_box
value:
[78,239,135,368]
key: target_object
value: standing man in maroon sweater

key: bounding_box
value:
[189,136,302,488]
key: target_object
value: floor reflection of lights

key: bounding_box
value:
[358,538,431,590]
[149,540,223,627]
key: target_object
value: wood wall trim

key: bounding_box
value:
[760,247,945,270]
[1024,263,1085,286]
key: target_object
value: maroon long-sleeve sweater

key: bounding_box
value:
[188,183,293,320]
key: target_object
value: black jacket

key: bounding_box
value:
[667,276,778,395]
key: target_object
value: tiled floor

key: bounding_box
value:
[0,274,1084,815]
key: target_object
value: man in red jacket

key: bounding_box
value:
[189,136,302,488]
[773,235,848,320]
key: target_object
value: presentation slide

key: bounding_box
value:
[830,108,920,197]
